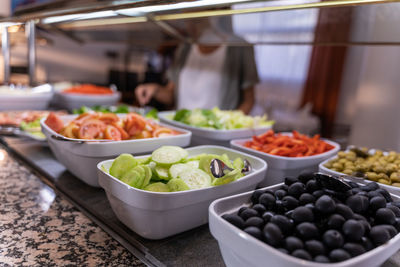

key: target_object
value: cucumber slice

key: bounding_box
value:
[186,160,199,169]
[167,178,190,192]
[142,165,152,187]
[155,166,170,180]
[137,157,151,165]
[212,169,240,186]
[152,146,188,166]
[144,182,170,192]
[233,157,244,170]
[133,165,145,178]
[110,154,137,179]
[169,163,191,179]
[120,169,144,189]
[178,169,211,190]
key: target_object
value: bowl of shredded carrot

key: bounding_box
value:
[230,130,340,187]
[55,84,121,111]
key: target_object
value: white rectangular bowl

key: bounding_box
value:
[319,157,400,196]
[159,111,272,146]
[41,114,191,187]
[97,145,267,240]
[231,134,340,187]
[54,91,121,111]
[209,184,400,267]
[0,92,53,111]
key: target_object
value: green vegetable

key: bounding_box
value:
[110,154,137,179]
[172,107,274,130]
[144,182,170,192]
[107,146,250,192]
[145,108,159,119]
[167,179,190,191]
[151,146,188,166]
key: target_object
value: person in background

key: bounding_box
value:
[135,17,259,114]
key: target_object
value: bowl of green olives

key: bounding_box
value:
[319,148,400,195]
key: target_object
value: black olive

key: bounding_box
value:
[305,240,326,256]
[314,255,330,263]
[271,215,293,235]
[263,223,284,247]
[375,208,396,225]
[251,189,264,204]
[346,195,369,213]
[342,219,365,241]
[387,204,400,217]
[240,208,259,221]
[259,193,276,210]
[369,225,392,246]
[245,217,264,229]
[285,236,304,252]
[261,211,275,223]
[292,206,314,224]
[288,182,306,198]
[315,195,336,214]
[282,196,299,211]
[244,226,263,240]
[334,204,355,220]
[306,179,319,193]
[343,242,366,257]
[327,214,345,230]
[323,230,344,249]
[369,196,386,212]
[298,170,315,184]
[291,249,312,260]
[285,176,298,186]
[222,214,245,229]
[299,193,316,205]
[296,222,319,240]
[275,189,287,200]
[329,249,351,262]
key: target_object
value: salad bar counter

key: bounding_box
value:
[2,109,400,266]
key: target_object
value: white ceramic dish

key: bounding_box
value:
[41,114,191,187]
[54,90,121,111]
[158,111,272,146]
[231,133,340,187]
[97,145,267,240]
[209,183,400,267]
[319,157,400,195]
[0,84,53,111]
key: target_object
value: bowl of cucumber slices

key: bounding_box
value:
[97,145,267,239]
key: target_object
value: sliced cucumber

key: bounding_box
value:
[169,163,191,179]
[142,165,152,187]
[144,182,170,192]
[121,169,144,189]
[178,169,211,190]
[152,146,188,166]
[137,156,151,165]
[133,165,145,178]
[155,166,170,180]
[212,169,240,186]
[167,178,190,191]
[185,160,199,169]
[110,154,137,179]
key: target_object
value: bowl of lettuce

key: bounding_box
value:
[159,108,274,144]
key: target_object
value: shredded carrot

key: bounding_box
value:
[244,130,334,157]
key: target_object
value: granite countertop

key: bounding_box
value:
[0,147,144,266]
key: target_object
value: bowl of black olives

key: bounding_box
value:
[209,171,400,267]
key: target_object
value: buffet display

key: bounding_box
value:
[1,102,399,266]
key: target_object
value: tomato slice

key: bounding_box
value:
[99,113,119,124]
[74,113,98,125]
[125,114,147,136]
[153,127,174,137]
[111,122,129,140]
[45,112,64,133]
[104,125,122,141]
[78,119,106,139]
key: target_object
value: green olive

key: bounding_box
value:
[378,179,390,185]
[390,172,400,182]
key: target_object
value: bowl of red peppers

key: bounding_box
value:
[231,130,340,187]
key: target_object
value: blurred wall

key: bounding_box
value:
[340,3,400,150]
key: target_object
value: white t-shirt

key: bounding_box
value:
[177,45,227,110]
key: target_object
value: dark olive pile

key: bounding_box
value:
[222,171,400,263]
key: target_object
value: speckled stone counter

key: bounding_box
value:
[0,147,144,266]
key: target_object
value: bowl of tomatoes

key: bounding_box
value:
[41,112,191,187]
[231,130,340,187]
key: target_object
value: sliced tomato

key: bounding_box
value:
[61,122,79,138]
[104,125,122,141]
[125,113,147,136]
[74,113,98,125]
[45,112,64,133]
[78,119,106,139]
[153,127,174,137]
[111,122,129,140]
[99,113,119,124]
